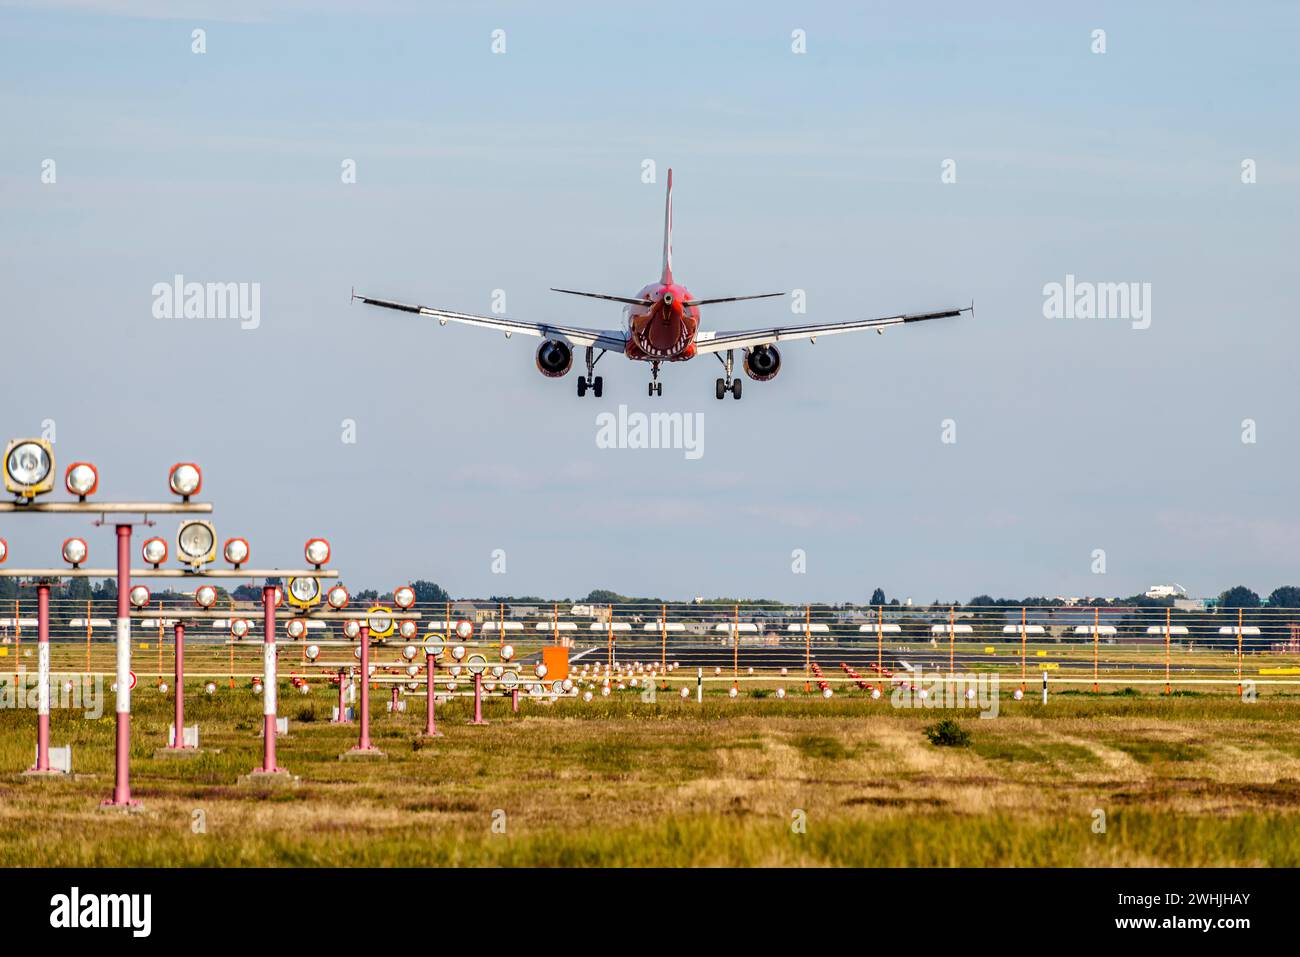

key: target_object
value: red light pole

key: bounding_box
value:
[423,652,441,737]
[27,582,53,774]
[169,622,190,750]
[345,624,384,757]
[106,523,137,807]
[253,584,281,774]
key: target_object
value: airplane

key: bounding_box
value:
[353,169,971,400]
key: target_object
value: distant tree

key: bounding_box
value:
[585,589,628,605]
[1218,586,1261,609]
[0,578,15,603]
[413,580,450,605]
[869,588,886,606]
[231,585,261,602]
[1266,586,1300,608]
[353,589,379,604]
[967,594,993,607]
[91,578,117,602]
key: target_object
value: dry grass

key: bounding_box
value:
[1,676,1299,866]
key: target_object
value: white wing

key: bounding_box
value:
[692,305,972,355]
[353,292,628,352]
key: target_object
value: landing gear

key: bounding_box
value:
[577,347,605,398]
[714,350,742,400]
[648,361,663,397]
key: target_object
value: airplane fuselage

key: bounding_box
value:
[624,282,700,362]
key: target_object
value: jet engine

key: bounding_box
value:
[535,339,573,378]
[743,344,781,381]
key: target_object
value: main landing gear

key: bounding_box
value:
[577,346,604,398]
[647,361,663,397]
[715,350,742,400]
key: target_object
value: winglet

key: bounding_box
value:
[350,286,357,303]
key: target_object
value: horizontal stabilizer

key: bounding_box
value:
[551,288,654,307]
[683,292,785,307]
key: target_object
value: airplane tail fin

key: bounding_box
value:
[660,168,673,284]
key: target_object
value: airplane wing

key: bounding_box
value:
[353,291,629,352]
[692,304,972,355]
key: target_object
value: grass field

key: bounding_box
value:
[2,664,1300,867]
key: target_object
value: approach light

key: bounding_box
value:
[204,682,217,695]
[454,620,473,640]
[501,671,518,690]
[176,520,217,568]
[776,688,786,699]
[61,537,87,567]
[287,576,321,609]
[168,463,202,500]
[141,537,168,566]
[326,585,349,610]
[393,585,415,609]
[305,644,321,661]
[422,635,444,658]
[406,664,419,677]
[398,619,417,640]
[64,462,99,500]
[304,538,330,568]
[534,663,548,680]
[0,538,7,564]
[194,585,218,609]
[583,691,593,702]
[230,618,250,639]
[286,618,307,640]
[4,439,55,499]
[223,538,249,568]
[466,654,487,676]
[402,644,417,661]
[366,606,394,638]
[500,644,515,662]
[679,687,690,699]
[129,585,151,608]
[451,645,466,661]
[343,619,361,640]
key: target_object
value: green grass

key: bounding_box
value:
[2,679,1300,866]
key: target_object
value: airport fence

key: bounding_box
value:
[2,597,1299,692]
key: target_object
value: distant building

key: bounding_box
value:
[1145,584,1186,599]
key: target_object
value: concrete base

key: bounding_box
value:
[420,731,445,738]
[21,768,70,779]
[154,747,219,759]
[97,800,145,814]
[237,769,299,788]
[339,748,387,761]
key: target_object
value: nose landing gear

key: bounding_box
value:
[714,349,742,400]
[648,361,663,397]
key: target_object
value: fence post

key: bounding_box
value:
[696,667,703,704]
[1041,670,1048,705]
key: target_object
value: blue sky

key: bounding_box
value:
[1,1,1298,601]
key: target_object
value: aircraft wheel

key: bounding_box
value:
[648,382,654,397]
[731,379,743,400]
[593,376,603,398]
[715,378,726,400]
[577,377,588,397]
